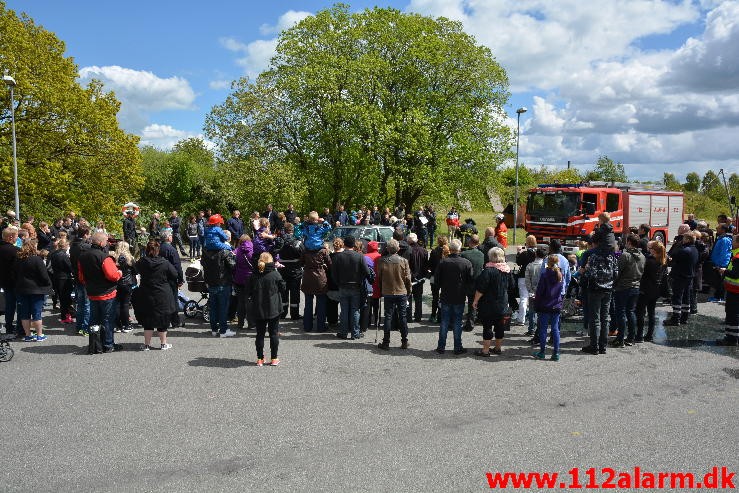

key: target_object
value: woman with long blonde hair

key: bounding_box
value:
[248,252,286,366]
[114,241,137,333]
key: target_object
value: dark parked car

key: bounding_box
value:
[326,225,394,252]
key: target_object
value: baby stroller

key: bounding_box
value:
[561,275,583,319]
[184,263,210,323]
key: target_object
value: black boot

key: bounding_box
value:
[663,314,681,326]
[290,308,302,320]
[679,313,689,324]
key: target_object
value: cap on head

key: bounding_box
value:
[495,213,504,221]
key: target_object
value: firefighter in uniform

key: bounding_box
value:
[717,235,739,346]
[278,223,305,319]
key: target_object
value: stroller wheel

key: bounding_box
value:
[0,345,14,362]
[184,301,199,318]
[202,305,210,323]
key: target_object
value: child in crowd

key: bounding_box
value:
[249,252,286,367]
[533,254,564,361]
[302,211,332,251]
[203,214,232,251]
[592,212,616,254]
[252,217,275,259]
[524,247,546,337]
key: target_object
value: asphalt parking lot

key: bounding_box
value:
[2,271,737,492]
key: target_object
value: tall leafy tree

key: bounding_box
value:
[663,172,682,191]
[206,4,512,212]
[0,3,142,222]
[584,155,628,183]
[683,172,701,192]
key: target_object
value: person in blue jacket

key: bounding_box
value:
[302,211,331,251]
[709,223,733,302]
[203,214,232,251]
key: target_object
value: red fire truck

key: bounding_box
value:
[525,181,684,253]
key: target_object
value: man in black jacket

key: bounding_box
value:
[78,232,122,352]
[278,223,305,319]
[169,210,188,256]
[330,236,370,339]
[664,232,700,326]
[123,211,138,255]
[435,239,473,354]
[406,233,428,323]
[202,235,236,337]
[478,227,502,256]
[0,226,21,336]
[70,226,92,335]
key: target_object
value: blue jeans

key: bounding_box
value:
[438,303,465,351]
[17,294,45,321]
[338,286,362,338]
[538,311,561,354]
[303,293,327,331]
[188,236,201,258]
[588,290,611,350]
[208,285,231,334]
[614,287,639,341]
[75,284,90,332]
[3,288,22,335]
[90,297,116,349]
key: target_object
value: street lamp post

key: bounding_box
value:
[3,75,19,220]
[513,106,527,246]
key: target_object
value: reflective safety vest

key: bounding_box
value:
[724,248,739,294]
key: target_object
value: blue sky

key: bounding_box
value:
[7,0,739,181]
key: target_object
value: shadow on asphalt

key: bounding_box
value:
[188,357,250,368]
[21,344,85,355]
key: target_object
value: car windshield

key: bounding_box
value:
[527,191,579,217]
[333,227,374,241]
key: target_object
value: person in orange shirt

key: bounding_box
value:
[494,214,508,248]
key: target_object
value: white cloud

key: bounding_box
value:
[138,123,215,150]
[79,65,196,131]
[407,0,699,91]
[405,0,739,180]
[223,10,312,78]
[209,79,232,90]
[220,36,278,79]
[259,10,312,35]
[661,1,739,92]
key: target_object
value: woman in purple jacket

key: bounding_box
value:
[233,234,255,330]
[533,255,564,361]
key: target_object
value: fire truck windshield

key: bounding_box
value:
[527,191,580,217]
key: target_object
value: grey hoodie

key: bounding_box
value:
[614,247,645,291]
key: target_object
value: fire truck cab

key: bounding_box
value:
[525,181,684,254]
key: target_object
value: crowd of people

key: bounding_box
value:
[0,205,737,366]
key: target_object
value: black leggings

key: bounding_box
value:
[255,317,280,360]
[57,278,74,318]
[116,284,132,327]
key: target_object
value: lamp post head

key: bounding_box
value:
[3,75,16,87]
[516,107,527,115]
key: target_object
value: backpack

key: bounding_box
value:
[587,253,618,290]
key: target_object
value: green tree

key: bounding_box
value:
[663,172,682,191]
[584,155,628,183]
[205,4,512,212]
[683,172,701,192]
[0,3,142,224]
[139,138,218,214]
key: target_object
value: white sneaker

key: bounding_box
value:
[220,330,237,338]
[211,331,218,337]
[140,344,150,351]
[160,343,172,350]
